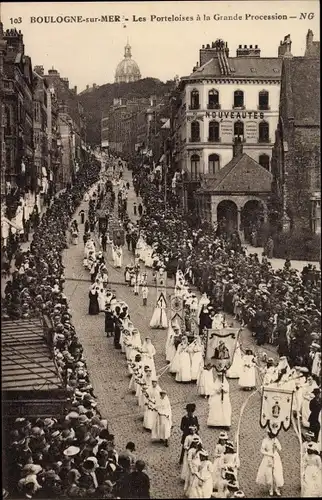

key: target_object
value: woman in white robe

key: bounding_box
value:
[165,325,176,363]
[151,391,172,445]
[150,293,168,329]
[220,441,240,478]
[207,374,231,428]
[129,356,143,393]
[141,338,156,378]
[189,336,204,381]
[256,432,284,496]
[197,365,215,398]
[98,286,107,312]
[136,368,153,407]
[194,451,214,499]
[114,246,123,268]
[145,247,154,268]
[175,336,192,383]
[181,431,202,482]
[184,445,202,498]
[143,380,161,431]
[238,350,257,390]
[212,433,228,491]
[302,443,322,497]
[226,342,243,379]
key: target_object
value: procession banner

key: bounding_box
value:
[156,270,167,289]
[156,291,167,308]
[260,386,294,436]
[204,328,240,372]
[169,295,183,321]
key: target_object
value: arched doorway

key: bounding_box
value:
[217,200,238,234]
[241,199,264,243]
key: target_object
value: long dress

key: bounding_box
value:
[181,434,200,481]
[165,327,177,364]
[189,338,204,381]
[143,386,161,430]
[197,367,215,397]
[239,354,257,389]
[197,460,214,498]
[212,444,226,491]
[256,437,284,491]
[98,287,106,312]
[114,247,123,268]
[88,290,99,315]
[207,376,231,427]
[151,396,172,441]
[184,449,201,497]
[226,343,243,379]
[150,294,168,329]
[302,453,322,497]
[141,342,156,378]
[145,248,154,268]
[175,343,192,382]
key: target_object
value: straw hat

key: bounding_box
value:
[63,446,80,457]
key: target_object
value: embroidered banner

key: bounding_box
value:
[205,328,240,372]
[260,386,294,436]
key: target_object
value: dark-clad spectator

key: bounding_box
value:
[138,203,143,217]
[127,460,150,499]
[309,388,322,442]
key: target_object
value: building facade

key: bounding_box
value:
[33,67,49,205]
[271,30,321,235]
[172,38,286,211]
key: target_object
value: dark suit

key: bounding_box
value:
[179,415,200,463]
[127,470,150,499]
[105,310,115,336]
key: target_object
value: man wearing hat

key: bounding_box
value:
[179,403,199,464]
[309,387,321,442]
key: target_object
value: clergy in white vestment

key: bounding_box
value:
[151,391,172,446]
[256,431,284,496]
[207,374,231,428]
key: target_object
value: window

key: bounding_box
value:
[310,199,321,234]
[4,106,11,135]
[233,90,244,108]
[258,90,269,110]
[208,121,220,142]
[259,154,270,170]
[190,89,200,110]
[259,121,270,142]
[208,89,219,109]
[191,154,200,179]
[208,154,220,174]
[190,121,200,142]
[34,102,41,122]
[234,121,244,137]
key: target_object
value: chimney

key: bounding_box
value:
[200,39,229,66]
[86,84,89,90]
[74,86,77,94]
[306,29,314,48]
[34,65,44,76]
[236,44,261,57]
[278,34,292,58]
[233,136,243,157]
[48,68,59,76]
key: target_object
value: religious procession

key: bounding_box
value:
[1,152,321,500]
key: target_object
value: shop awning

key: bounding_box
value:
[2,319,68,418]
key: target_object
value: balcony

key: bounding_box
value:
[189,104,200,110]
[189,137,201,143]
[208,137,221,143]
[258,137,271,144]
[232,104,245,109]
[258,104,271,111]
[207,103,221,110]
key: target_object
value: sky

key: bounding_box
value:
[1,1,320,92]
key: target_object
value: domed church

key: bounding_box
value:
[115,41,141,83]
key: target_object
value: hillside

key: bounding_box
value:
[78,77,175,145]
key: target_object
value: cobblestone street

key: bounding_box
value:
[62,170,302,499]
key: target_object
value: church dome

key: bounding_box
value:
[115,42,141,84]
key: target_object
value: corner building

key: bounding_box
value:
[173,38,287,211]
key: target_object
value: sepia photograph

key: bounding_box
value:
[0,0,320,498]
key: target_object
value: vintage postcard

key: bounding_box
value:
[1,1,320,499]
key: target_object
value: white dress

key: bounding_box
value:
[239,354,257,388]
[302,453,322,497]
[197,367,215,397]
[143,386,161,430]
[165,326,177,363]
[256,437,284,490]
[150,294,168,329]
[175,344,192,382]
[145,248,154,268]
[207,376,231,427]
[197,460,214,498]
[141,342,156,378]
[226,343,243,379]
[189,339,204,381]
[212,444,226,491]
[181,434,200,481]
[151,396,172,441]
[184,449,201,497]
[98,288,106,312]
[114,247,123,268]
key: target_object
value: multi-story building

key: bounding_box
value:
[3,28,35,220]
[0,22,7,210]
[173,37,286,210]
[44,68,86,187]
[33,66,49,208]
[46,84,62,195]
[101,115,109,149]
[271,30,321,235]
